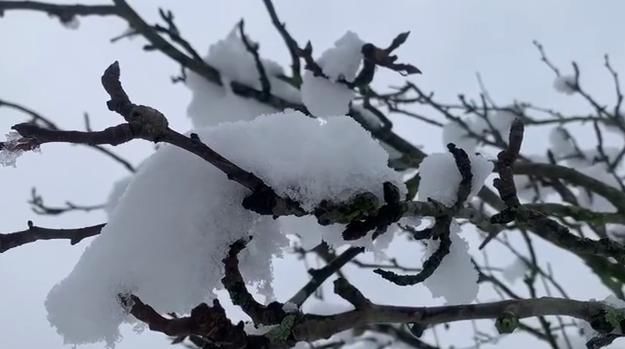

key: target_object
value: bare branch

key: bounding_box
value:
[0,221,104,253]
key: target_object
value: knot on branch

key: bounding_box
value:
[127,105,169,141]
[495,310,519,334]
[342,183,404,241]
[314,192,379,226]
[242,185,304,217]
[589,306,625,335]
[120,293,266,347]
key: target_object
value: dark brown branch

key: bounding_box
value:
[221,238,286,326]
[289,246,364,307]
[0,98,135,172]
[512,162,625,213]
[374,215,452,286]
[122,294,270,348]
[261,0,301,85]
[333,278,371,308]
[238,19,271,99]
[0,221,103,253]
[29,187,104,215]
[291,297,618,343]
[0,1,119,21]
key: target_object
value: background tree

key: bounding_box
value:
[1,1,625,349]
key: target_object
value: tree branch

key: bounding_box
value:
[0,221,104,253]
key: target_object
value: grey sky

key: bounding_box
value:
[1,1,625,348]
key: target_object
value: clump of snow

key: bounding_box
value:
[301,73,354,117]
[553,75,577,95]
[549,127,577,159]
[301,32,364,117]
[244,322,278,336]
[502,257,528,283]
[489,109,517,141]
[577,164,619,213]
[187,29,301,127]
[45,110,404,345]
[423,220,478,304]
[418,152,493,207]
[0,131,29,167]
[317,31,364,82]
[513,155,556,202]
[104,176,132,216]
[442,110,517,152]
[442,120,479,153]
[352,104,383,131]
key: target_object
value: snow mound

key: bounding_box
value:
[45,110,404,345]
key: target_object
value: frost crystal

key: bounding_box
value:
[553,75,576,95]
[45,110,404,345]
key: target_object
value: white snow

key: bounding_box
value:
[549,127,577,159]
[488,109,517,141]
[186,29,301,128]
[0,131,28,167]
[301,72,354,117]
[317,31,364,82]
[301,31,364,117]
[104,176,132,216]
[442,120,479,153]
[577,164,619,213]
[502,257,528,283]
[417,152,494,207]
[45,110,404,345]
[423,220,479,304]
[553,75,577,95]
[442,111,516,152]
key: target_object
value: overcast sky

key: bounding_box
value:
[1,1,625,348]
